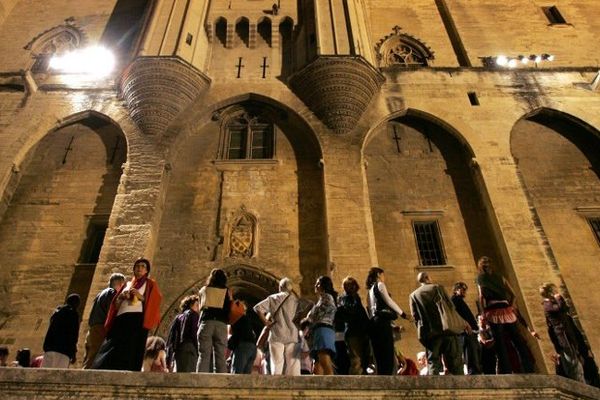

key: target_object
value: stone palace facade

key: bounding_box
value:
[0,1,599,372]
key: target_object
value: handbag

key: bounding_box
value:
[436,287,466,334]
[229,299,245,325]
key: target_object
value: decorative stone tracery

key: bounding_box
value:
[24,19,85,72]
[119,57,211,136]
[375,26,434,68]
[289,56,385,134]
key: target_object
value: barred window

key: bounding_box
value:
[589,217,600,246]
[413,221,446,266]
[224,114,274,160]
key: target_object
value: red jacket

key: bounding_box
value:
[104,278,162,332]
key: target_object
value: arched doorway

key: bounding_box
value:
[511,108,600,354]
[0,112,127,352]
[156,264,281,337]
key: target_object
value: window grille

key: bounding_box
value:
[413,221,446,266]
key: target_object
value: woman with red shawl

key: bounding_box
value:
[92,258,162,371]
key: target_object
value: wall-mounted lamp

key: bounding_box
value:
[481,53,555,68]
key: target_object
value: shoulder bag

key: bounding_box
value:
[436,286,465,334]
[256,293,291,349]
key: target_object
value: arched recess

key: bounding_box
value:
[511,108,600,354]
[279,17,294,78]
[364,110,515,353]
[214,17,227,48]
[235,17,249,48]
[152,95,327,312]
[0,112,127,350]
[257,17,272,47]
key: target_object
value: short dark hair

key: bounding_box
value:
[66,293,81,308]
[109,273,126,287]
[342,276,360,295]
[453,282,468,292]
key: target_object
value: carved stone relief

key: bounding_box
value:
[225,207,258,259]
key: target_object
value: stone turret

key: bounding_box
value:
[289,0,384,134]
[119,0,212,136]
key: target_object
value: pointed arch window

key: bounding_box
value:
[25,24,84,72]
[224,112,274,160]
[375,26,434,68]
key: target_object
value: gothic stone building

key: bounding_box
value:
[0,0,599,373]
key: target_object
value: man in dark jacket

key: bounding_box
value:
[451,282,482,374]
[409,272,467,375]
[41,293,81,368]
[82,273,125,368]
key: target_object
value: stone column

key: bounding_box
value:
[321,135,377,288]
[476,155,560,373]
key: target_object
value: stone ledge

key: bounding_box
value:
[0,369,599,399]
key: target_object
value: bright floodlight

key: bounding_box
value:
[507,59,518,68]
[495,55,508,66]
[49,46,115,77]
[534,55,542,63]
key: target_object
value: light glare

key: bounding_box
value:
[49,46,115,77]
[496,55,508,66]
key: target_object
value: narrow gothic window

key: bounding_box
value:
[215,18,227,47]
[236,17,249,47]
[413,220,446,266]
[542,6,567,24]
[589,217,600,246]
[224,113,274,160]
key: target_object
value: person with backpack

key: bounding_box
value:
[337,276,370,375]
[166,295,200,372]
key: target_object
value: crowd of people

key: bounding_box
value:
[1,256,598,388]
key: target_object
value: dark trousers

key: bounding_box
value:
[92,312,148,371]
[460,332,482,374]
[489,321,533,374]
[231,341,257,374]
[175,341,198,372]
[346,334,370,375]
[425,334,463,375]
[369,318,394,375]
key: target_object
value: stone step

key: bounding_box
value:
[0,369,599,400]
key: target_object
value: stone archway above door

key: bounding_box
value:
[156,264,280,335]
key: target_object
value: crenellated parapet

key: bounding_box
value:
[289,56,384,134]
[120,57,211,136]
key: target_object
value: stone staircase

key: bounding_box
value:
[1,368,599,399]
